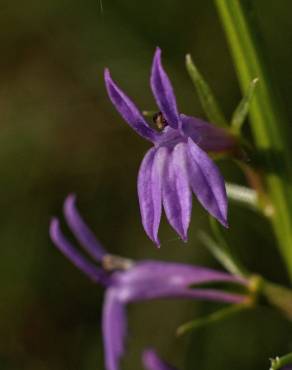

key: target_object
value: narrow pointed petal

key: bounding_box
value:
[150,48,181,129]
[49,218,108,284]
[128,284,246,304]
[118,261,247,291]
[117,261,247,303]
[162,143,191,241]
[143,349,177,370]
[138,147,168,246]
[63,194,106,262]
[181,114,236,153]
[102,288,127,370]
[104,69,158,142]
[187,138,228,226]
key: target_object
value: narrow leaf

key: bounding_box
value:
[226,183,259,211]
[185,54,228,128]
[177,303,247,336]
[215,0,292,280]
[231,78,259,134]
[263,280,292,321]
[199,232,245,278]
[200,218,247,277]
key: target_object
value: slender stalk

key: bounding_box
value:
[270,353,292,370]
[214,0,292,280]
[177,303,248,336]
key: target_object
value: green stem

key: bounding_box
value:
[270,353,292,370]
[177,303,248,336]
[214,0,292,281]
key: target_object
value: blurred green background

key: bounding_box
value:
[0,0,292,369]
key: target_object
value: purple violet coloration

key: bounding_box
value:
[143,349,178,370]
[50,194,248,370]
[104,47,236,246]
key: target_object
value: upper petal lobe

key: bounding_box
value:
[63,194,106,261]
[105,69,158,142]
[151,48,181,130]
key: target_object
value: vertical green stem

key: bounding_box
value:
[214,0,292,281]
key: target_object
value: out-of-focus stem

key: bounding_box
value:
[270,352,292,370]
[214,0,292,281]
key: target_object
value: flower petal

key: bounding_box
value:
[63,194,106,262]
[49,218,108,284]
[187,138,228,226]
[102,288,127,370]
[150,48,181,129]
[181,114,236,153]
[138,147,168,246]
[116,261,247,303]
[162,143,191,241]
[143,349,177,370]
[118,261,247,289]
[104,69,158,142]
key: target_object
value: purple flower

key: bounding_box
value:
[143,349,178,370]
[104,48,236,246]
[50,195,247,370]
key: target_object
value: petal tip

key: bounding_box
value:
[152,236,161,248]
[104,67,110,77]
[104,68,113,86]
[154,46,162,57]
[49,217,60,241]
[181,234,188,243]
[63,193,77,214]
[223,220,229,228]
[217,215,229,228]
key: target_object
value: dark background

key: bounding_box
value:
[0,0,292,369]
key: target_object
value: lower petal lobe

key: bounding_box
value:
[187,138,228,227]
[162,143,191,241]
[143,349,178,370]
[138,147,168,246]
[102,288,127,370]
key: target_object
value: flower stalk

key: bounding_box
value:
[270,353,292,370]
[214,0,292,280]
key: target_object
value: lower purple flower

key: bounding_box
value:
[50,194,249,370]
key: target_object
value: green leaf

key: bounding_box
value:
[226,182,259,212]
[215,0,292,281]
[199,231,246,278]
[263,280,292,321]
[200,217,247,277]
[177,304,247,336]
[231,77,259,134]
[185,54,228,128]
